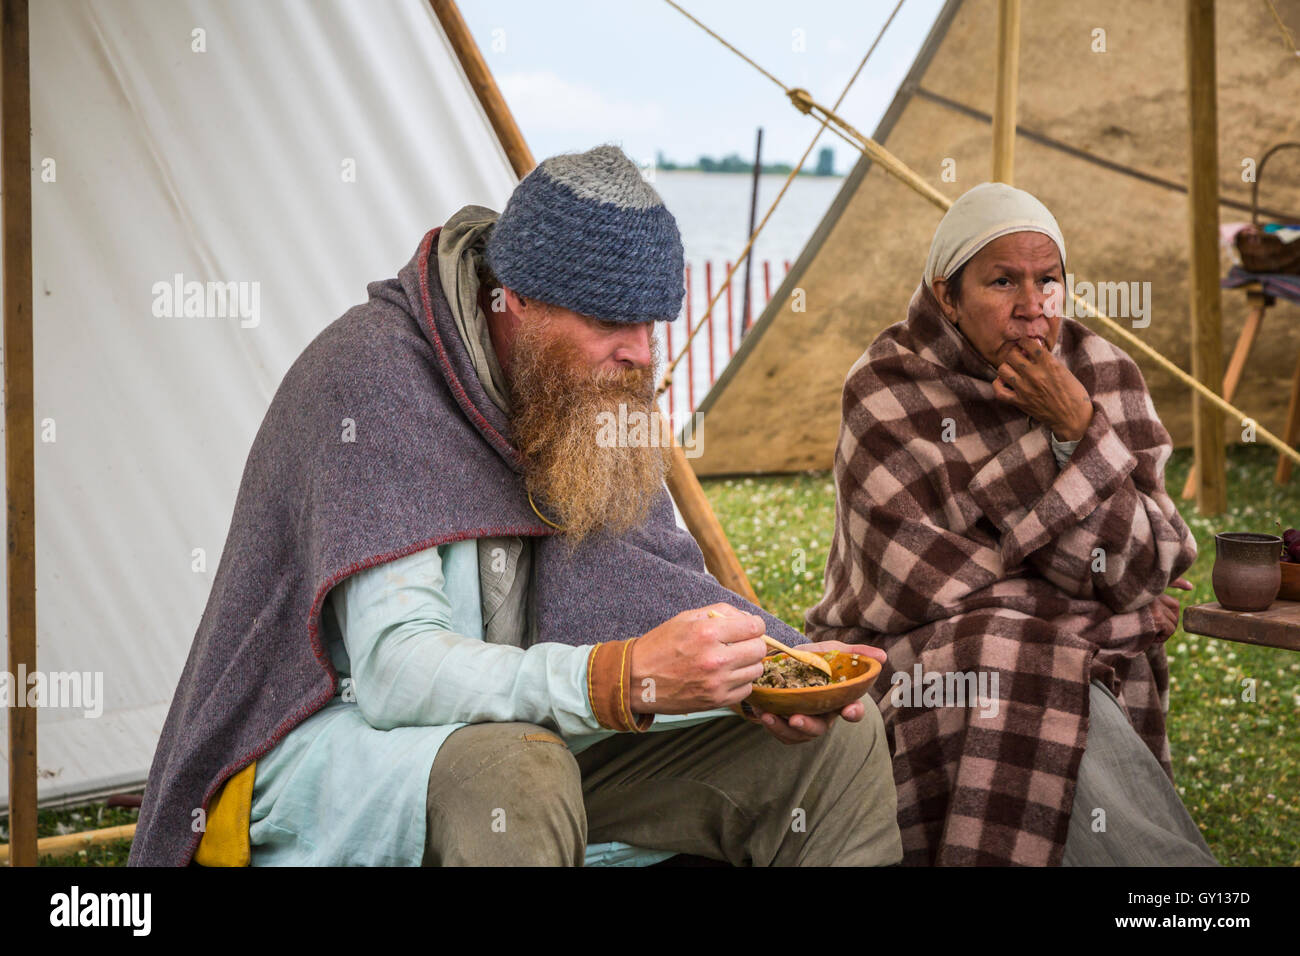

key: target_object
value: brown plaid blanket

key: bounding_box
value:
[805,282,1196,866]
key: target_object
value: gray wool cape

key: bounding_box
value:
[128,227,804,867]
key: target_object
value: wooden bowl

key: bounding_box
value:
[1279,560,1300,601]
[746,651,881,717]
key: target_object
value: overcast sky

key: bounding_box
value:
[460,0,947,175]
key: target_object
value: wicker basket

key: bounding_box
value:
[1234,141,1300,275]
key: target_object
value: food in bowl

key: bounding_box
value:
[755,654,832,688]
[747,650,881,717]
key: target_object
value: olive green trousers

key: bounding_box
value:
[422,710,903,866]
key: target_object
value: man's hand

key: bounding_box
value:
[992,337,1093,441]
[1150,577,1193,641]
[629,604,768,715]
[749,641,887,745]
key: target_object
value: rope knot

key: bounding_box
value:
[787,87,814,115]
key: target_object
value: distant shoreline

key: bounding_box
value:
[653,168,845,178]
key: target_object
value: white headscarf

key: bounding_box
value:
[923,182,1066,291]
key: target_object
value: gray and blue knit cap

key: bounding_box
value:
[485,145,685,323]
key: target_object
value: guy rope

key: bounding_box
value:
[657,0,905,397]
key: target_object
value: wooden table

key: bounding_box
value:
[1182,600,1300,651]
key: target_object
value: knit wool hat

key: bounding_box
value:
[485,145,685,323]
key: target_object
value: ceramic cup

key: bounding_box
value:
[1212,532,1282,612]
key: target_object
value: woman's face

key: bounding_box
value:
[930,232,1065,370]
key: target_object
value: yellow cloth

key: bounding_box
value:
[194,761,256,866]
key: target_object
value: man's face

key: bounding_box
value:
[536,306,655,373]
[496,290,669,545]
[930,232,1065,369]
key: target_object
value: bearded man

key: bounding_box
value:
[128,145,903,867]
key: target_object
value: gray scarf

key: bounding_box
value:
[437,204,512,415]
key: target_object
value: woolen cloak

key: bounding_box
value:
[805,281,1196,866]
[128,228,803,867]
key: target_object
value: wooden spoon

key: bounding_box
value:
[760,634,834,679]
[706,610,833,679]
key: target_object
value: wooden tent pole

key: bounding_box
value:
[2,0,36,867]
[667,445,759,604]
[0,823,136,864]
[429,0,758,603]
[992,0,1020,184]
[429,0,534,179]
[1185,0,1227,515]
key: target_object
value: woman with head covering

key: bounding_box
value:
[805,182,1216,866]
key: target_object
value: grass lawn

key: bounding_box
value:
[2,804,138,867]
[7,446,1297,866]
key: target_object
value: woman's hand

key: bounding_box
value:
[992,337,1094,441]
[748,641,885,745]
[1150,577,1193,640]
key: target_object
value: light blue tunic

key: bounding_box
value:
[248,538,727,866]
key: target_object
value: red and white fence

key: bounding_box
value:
[660,258,791,421]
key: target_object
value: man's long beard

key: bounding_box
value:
[506,316,671,546]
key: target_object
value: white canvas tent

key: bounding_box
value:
[0,0,519,812]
